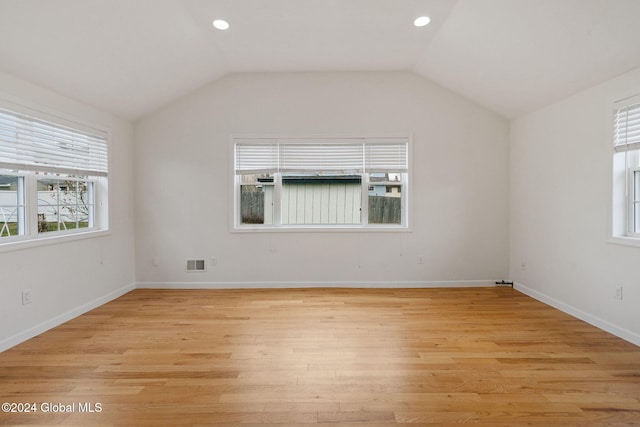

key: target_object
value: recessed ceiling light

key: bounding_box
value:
[414,16,431,27]
[213,19,229,30]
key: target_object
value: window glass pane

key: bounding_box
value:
[240,174,274,225]
[281,174,361,225]
[78,181,92,229]
[0,175,22,238]
[241,185,270,224]
[59,181,78,230]
[38,178,60,233]
[368,173,402,225]
[37,177,93,233]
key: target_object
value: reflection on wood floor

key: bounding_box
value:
[1,287,639,425]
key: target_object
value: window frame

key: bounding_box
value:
[0,97,110,251]
[630,167,640,238]
[609,93,640,247]
[231,135,411,232]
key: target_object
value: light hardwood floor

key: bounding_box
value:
[1,287,639,426]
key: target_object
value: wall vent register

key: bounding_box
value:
[186,259,206,272]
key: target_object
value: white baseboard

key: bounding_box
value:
[514,282,640,347]
[136,279,498,289]
[0,282,136,352]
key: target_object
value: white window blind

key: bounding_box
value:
[614,95,640,152]
[235,137,408,174]
[234,140,278,174]
[365,138,409,172]
[0,107,108,176]
[280,139,364,173]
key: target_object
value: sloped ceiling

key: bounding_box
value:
[0,0,639,121]
[413,0,640,118]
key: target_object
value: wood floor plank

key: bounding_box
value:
[1,287,639,426]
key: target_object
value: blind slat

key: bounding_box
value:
[280,139,363,172]
[365,139,408,172]
[234,139,278,173]
[614,100,640,147]
[614,141,640,152]
[0,107,108,176]
[235,137,408,174]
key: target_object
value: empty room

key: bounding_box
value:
[1,0,639,425]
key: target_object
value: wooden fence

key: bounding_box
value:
[368,196,401,224]
[241,192,401,224]
[241,192,265,224]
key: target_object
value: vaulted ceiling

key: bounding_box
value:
[1,0,639,121]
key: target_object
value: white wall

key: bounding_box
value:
[510,67,640,345]
[135,71,509,287]
[0,72,136,351]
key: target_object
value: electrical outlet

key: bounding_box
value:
[22,290,32,305]
[521,263,526,271]
[417,256,424,264]
[211,257,217,267]
[615,286,623,300]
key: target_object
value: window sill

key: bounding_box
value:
[607,236,640,249]
[0,229,111,253]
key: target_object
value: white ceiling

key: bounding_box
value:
[1,0,639,121]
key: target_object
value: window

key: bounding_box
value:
[233,137,409,230]
[0,104,108,244]
[37,178,94,233]
[612,94,640,241]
